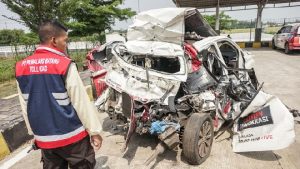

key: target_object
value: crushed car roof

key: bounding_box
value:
[125,40,183,57]
[127,8,217,44]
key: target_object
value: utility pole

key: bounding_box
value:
[215,0,220,35]
[250,19,252,42]
[138,0,140,13]
[255,0,268,42]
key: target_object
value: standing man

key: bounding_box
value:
[15,20,103,169]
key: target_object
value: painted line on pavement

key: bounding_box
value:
[2,94,18,100]
[0,146,31,169]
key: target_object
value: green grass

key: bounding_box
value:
[0,56,25,83]
[0,56,29,98]
[222,26,281,35]
[263,27,281,35]
[69,50,88,71]
[0,50,88,97]
[0,51,87,81]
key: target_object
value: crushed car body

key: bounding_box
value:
[86,8,296,165]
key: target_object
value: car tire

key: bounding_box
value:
[272,40,276,49]
[182,113,214,165]
[285,43,291,54]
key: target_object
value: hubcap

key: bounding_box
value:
[198,120,212,158]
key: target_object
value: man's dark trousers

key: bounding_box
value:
[41,136,96,169]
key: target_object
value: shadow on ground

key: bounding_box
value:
[95,156,110,169]
[238,151,281,161]
[100,115,181,168]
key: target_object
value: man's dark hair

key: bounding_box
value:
[38,20,68,44]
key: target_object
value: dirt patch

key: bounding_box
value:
[0,80,17,98]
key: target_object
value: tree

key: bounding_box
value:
[1,0,67,32]
[1,0,135,40]
[0,29,38,46]
[203,12,236,30]
[62,0,135,41]
[0,29,24,45]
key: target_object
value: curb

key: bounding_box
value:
[0,133,10,160]
[236,41,272,48]
[0,121,33,160]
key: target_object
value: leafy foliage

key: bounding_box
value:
[0,29,39,46]
[1,0,135,42]
[203,12,235,30]
[62,0,135,37]
[1,0,67,32]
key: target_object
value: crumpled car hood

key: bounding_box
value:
[127,8,217,44]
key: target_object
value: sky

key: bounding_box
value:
[0,0,299,32]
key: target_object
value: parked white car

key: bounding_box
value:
[272,23,300,54]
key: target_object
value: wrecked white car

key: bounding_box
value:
[86,8,295,165]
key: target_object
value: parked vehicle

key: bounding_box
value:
[272,23,300,54]
[87,8,295,165]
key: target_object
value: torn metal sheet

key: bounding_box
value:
[127,8,217,44]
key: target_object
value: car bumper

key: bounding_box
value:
[289,46,300,50]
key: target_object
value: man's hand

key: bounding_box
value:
[91,135,103,150]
